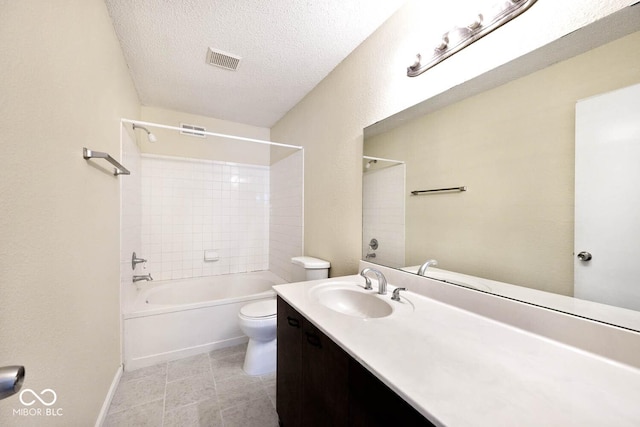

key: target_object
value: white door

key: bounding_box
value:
[574,83,640,311]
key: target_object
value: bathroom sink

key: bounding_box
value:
[308,281,408,319]
[316,288,392,318]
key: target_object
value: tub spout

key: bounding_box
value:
[133,274,153,283]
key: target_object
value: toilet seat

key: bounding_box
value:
[239,299,277,319]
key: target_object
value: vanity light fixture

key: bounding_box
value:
[407,0,538,77]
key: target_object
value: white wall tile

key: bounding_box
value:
[140,155,270,280]
[122,149,303,290]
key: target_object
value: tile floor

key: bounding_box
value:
[104,344,279,427]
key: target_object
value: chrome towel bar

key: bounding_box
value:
[83,147,130,176]
[411,186,466,195]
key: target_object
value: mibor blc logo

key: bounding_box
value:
[13,388,63,417]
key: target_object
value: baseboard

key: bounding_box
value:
[124,336,249,371]
[95,364,123,427]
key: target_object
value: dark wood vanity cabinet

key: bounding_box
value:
[301,319,349,427]
[276,297,304,427]
[276,297,434,427]
[348,358,434,427]
[277,297,349,427]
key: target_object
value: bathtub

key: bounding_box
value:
[123,270,286,371]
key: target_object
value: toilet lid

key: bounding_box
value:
[240,299,277,318]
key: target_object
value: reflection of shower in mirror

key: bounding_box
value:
[362,156,404,172]
[362,158,406,268]
[366,238,378,260]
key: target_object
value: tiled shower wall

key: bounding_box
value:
[362,164,405,268]
[140,155,270,281]
[269,150,304,282]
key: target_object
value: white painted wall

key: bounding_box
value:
[271,0,635,276]
[0,0,140,424]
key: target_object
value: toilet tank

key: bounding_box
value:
[291,256,330,282]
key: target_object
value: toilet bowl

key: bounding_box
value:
[238,299,277,376]
[238,257,330,376]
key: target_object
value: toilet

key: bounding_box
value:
[238,299,278,376]
[238,256,330,376]
[290,256,331,282]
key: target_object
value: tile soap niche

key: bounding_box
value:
[204,250,220,262]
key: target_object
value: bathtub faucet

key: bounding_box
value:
[133,274,153,283]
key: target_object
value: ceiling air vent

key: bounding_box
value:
[206,48,241,71]
[180,123,206,138]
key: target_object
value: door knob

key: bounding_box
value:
[0,366,25,400]
[577,251,592,261]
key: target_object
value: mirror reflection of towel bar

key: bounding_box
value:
[411,186,467,195]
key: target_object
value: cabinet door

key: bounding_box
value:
[302,321,349,427]
[349,359,434,427]
[277,297,304,427]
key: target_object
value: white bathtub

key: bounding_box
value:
[123,271,286,371]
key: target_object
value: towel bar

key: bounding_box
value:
[83,147,130,176]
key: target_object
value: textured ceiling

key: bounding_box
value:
[105,0,407,127]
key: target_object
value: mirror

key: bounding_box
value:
[363,5,640,331]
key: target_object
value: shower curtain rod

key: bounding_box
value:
[121,119,303,150]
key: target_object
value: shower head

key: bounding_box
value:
[365,159,378,169]
[132,123,157,143]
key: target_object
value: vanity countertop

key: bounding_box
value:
[273,275,640,427]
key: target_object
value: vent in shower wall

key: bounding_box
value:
[206,48,242,71]
[180,123,207,138]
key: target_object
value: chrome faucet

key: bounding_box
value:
[391,287,407,301]
[360,268,374,290]
[359,268,387,295]
[133,273,153,283]
[417,259,438,276]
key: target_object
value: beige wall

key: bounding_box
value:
[0,1,636,423]
[0,1,139,425]
[271,0,635,277]
[139,106,271,165]
[365,31,640,295]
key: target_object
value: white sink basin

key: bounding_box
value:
[315,288,392,318]
[308,281,413,319]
